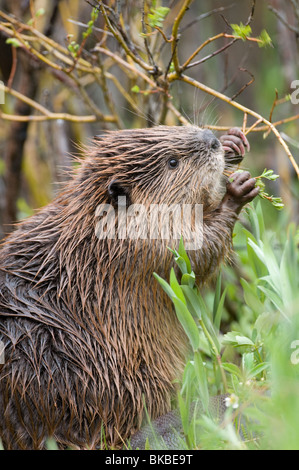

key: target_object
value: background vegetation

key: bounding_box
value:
[0,0,299,450]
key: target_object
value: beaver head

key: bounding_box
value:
[82,126,226,212]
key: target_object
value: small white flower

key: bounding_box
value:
[225,393,239,409]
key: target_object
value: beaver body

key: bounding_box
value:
[0,126,258,449]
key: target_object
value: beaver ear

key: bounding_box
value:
[107,180,131,207]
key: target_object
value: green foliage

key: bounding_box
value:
[258,30,273,48]
[131,85,140,93]
[148,6,170,28]
[154,202,299,449]
[82,7,99,39]
[255,169,284,210]
[231,23,252,41]
[68,7,99,57]
[231,23,272,48]
[67,40,80,57]
[27,7,45,25]
[5,38,21,48]
[231,168,284,210]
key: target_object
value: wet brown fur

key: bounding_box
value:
[0,126,239,449]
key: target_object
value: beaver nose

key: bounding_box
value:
[202,129,220,151]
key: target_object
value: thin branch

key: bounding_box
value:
[141,1,155,68]
[246,0,256,26]
[181,33,227,70]
[242,113,248,134]
[171,0,194,74]
[169,73,299,177]
[269,89,279,123]
[96,1,154,73]
[0,83,116,123]
[244,117,263,136]
[268,5,299,34]
[94,47,164,91]
[0,112,100,123]
[180,4,236,33]
[183,34,263,71]
[204,113,299,133]
[230,68,255,101]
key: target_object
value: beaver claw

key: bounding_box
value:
[222,171,259,214]
[220,128,250,163]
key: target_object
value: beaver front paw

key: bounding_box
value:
[222,171,259,214]
[220,128,250,164]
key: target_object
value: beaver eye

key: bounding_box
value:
[168,158,179,169]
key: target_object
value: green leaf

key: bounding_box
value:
[231,22,252,40]
[170,268,186,304]
[246,236,268,278]
[194,351,209,410]
[181,271,196,288]
[258,30,273,48]
[131,85,140,93]
[178,392,189,436]
[6,38,21,48]
[222,331,254,348]
[247,238,266,266]
[254,311,279,338]
[46,438,59,450]
[255,200,266,240]
[148,6,170,28]
[240,278,264,315]
[242,352,255,374]
[279,240,295,308]
[222,363,243,379]
[214,289,227,332]
[247,363,270,379]
[172,297,200,351]
[180,285,202,320]
[145,438,151,450]
[259,168,279,181]
[36,8,45,17]
[178,237,192,274]
[213,273,222,320]
[153,272,176,300]
[257,285,287,320]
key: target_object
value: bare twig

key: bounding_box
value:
[230,68,255,101]
[0,3,298,180]
[170,73,299,177]
[180,4,235,33]
[268,5,299,34]
[0,83,116,123]
[171,0,194,74]
[96,1,154,73]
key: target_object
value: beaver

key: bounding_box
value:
[0,125,258,449]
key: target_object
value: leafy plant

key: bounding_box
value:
[148,6,170,29]
[231,23,253,41]
[254,169,284,210]
[230,168,284,210]
[231,23,272,48]
[154,201,299,449]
